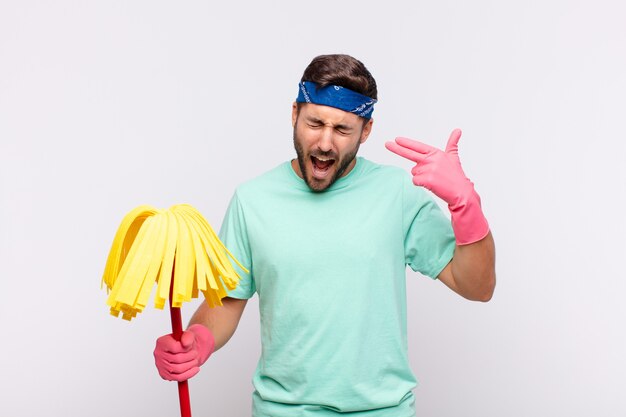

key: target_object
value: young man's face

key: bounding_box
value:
[291,103,373,192]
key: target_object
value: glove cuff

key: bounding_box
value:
[188,324,215,366]
[449,188,490,245]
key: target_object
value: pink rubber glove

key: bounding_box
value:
[385,129,489,245]
[154,324,215,382]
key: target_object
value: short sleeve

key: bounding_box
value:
[219,191,255,299]
[402,175,456,279]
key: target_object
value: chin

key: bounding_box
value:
[306,166,338,192]
[304,174,332,192]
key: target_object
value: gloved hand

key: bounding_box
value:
[385,129,489,245]
[154,324,215,382]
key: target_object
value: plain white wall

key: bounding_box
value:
[1,1,624,416]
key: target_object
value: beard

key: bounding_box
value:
[293,126,361,193]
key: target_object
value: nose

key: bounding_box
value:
[317,127,333,152]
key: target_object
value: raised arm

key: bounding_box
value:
[386,129,495,301]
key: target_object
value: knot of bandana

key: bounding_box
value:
[296,81,377,119]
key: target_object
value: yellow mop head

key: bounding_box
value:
[101,204,247,321]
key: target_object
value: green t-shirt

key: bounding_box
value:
[220,157,456,417]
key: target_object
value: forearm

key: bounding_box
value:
[188,297,247,351]
[386,129,496,300]
[449,231,496,301]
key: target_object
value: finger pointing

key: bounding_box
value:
[385,141,428,163]
[394,137,437,154]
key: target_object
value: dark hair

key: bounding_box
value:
[301,54,378,100]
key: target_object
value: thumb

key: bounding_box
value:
[445,129,462,155]
[180,330,196,349]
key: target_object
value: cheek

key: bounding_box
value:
[337,137,361,155]
[296,128,319,148]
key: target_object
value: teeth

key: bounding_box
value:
[315,156,332,162]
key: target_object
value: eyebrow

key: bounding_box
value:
[334,124,353,131]
[306,116,324,124]
[305,116,353,131]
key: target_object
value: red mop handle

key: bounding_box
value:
[169,276,192,417]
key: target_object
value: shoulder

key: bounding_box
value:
[357,157,415,187]
[359,157,407,177]
[358,158,433,204]
[234,161,295,205]
[234,161,292,198]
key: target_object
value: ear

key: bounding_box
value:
[359,118,374,144]
[291,102,298,128]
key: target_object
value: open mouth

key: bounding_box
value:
[310,155,335,179]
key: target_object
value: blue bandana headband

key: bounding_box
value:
[296,81,377,119]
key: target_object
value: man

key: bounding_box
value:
[154,54,495,416]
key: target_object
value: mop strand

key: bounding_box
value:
[101,204,248,321]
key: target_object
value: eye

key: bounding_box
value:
[307,122,322,129]
[335,128,351,136]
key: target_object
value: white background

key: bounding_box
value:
[1,1,625,416]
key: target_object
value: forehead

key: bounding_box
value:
[298,103,361,126]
